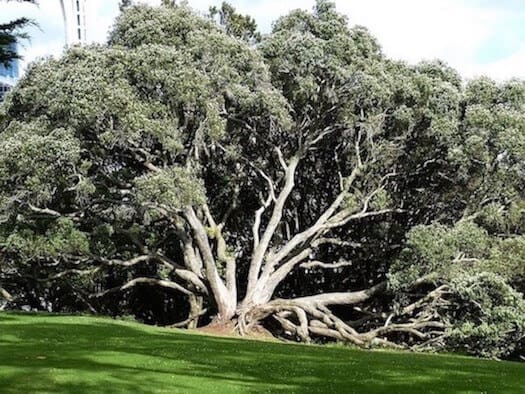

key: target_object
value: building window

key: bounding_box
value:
[78,28,82,40]
[0,84,12,102]
[76,0,80,12]
[77,14,81,25]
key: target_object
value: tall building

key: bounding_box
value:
[0,43,20,102]
[60,0,88,46]
[0,43,20,79]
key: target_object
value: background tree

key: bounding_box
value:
[0,18,31,66]
[0,1,523,358]
[0,0,37,66]
[119,0,133,12]
[209,2,261,43]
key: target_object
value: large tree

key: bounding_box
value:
[1,1,524,357]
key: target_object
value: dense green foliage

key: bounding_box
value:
[1,313,524,393]
[0,1,524,360]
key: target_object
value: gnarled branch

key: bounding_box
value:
[92,277,194,298]
[300,260,353,270]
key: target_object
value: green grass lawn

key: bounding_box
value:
[0,312,524,393]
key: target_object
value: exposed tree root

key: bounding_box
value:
[235,283,451,350]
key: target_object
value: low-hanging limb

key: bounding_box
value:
[91,277,195,298]
[290,281,388,307]
[26,267,101,282]
[400,284,451,316]
[98,254,209,295]
[300,260,353,269]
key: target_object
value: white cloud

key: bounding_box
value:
[465,44,525,81]
[336,1,498,64]
[84,0,120,43]
[331,0,521,80]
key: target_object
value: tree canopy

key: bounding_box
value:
[0,1,524,360]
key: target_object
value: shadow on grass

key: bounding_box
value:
[0,314,17,322]
[0,313,524,393]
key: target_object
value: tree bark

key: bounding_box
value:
[187,294,204,329]
[246,156,299,297]
[185,207,236,321]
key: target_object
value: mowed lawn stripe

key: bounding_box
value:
[0,313,523,393]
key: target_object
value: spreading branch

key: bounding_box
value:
[247,155,299,294]
[300,260,353,269]
[92,277,194,298]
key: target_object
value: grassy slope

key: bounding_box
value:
[0,313,524,393]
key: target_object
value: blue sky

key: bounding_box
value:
[2,0,525,80]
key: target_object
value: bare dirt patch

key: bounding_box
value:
[193,321,275,341]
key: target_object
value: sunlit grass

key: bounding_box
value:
[0,312,523,393]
